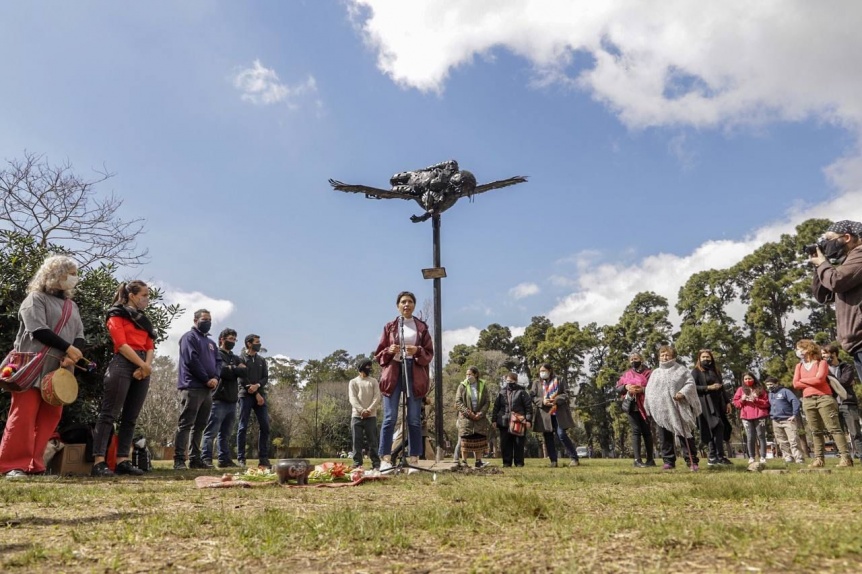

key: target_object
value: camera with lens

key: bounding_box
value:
[802,243,819,257]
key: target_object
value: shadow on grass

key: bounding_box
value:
[0,544,33,556]
[2,511,139,529]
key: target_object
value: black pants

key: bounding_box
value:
[699,416,727,461]
[499,427,526,466]
[627,411,654,462]
[174,388,213,463]
[93,352,150,458]
[659,426,698,466]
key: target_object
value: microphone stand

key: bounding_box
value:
[382,315,434,476]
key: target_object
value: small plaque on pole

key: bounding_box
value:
[421,267,447,280]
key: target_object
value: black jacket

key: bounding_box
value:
[831,361,858,407]
[492,385,533,429]
[213,348,246,403]
[238,351,268,397]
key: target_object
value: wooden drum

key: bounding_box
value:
[41,368,78,407]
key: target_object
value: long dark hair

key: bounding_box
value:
[112,280,148,306]
[694,349,720,373]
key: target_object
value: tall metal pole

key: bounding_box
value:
[432,214,444,462]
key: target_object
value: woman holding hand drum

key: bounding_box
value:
[0,255,85,479]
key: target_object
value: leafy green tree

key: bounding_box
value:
[477,323,515,356]
[448,343,476,367]
[0,232,182,431]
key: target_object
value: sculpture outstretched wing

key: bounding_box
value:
[464,176,528,198]
[328,179,414,200]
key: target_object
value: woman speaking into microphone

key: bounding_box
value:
[374,291,434,472]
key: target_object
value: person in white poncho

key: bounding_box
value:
[644,345,703,471]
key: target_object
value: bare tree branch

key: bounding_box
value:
[0,151,148,268]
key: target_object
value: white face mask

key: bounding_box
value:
[467,375,477,383]
[539,371,550,380]
[59,274,79,290]
[795,349,805,360]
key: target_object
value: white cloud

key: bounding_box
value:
[349,2,862,346]
[547,188,862,328]
[232,59,318,107]
[157,288,236,360]
[347,1,862,130]
[509,282,540,300]
[441,325,481,362]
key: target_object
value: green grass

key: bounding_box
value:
[1,459,861,572]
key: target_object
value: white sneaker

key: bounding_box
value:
[784,457,793,463]
[379,461,393,472]
[760,457,767,464]
[407,467,419,475]
[748,457,755,464]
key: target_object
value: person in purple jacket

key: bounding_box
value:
[172,309,222,470]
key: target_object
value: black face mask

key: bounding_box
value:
[820,237,847,260]
[223,341,235,351]
[197,320,211,334]
[251,343,262,352]
[631,361,642,370]
[701,360,713,369]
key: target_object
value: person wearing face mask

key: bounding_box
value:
[348,358,381,470]
[237,333,271,469]
[616,352,655,467]
[764,376,804,464]
[692,350,733,466]
[492,372,533,467]
[455,366,491,468]
[0,255,86,479]
[200,328,246,469]
[811,221,862,379]
[793,339,853,468]
[643,346,702,471]
[732,372,770,464]
[821,343,862,460]
[530,363,581,467]
[173,309,221,471]
[91,281,156,477]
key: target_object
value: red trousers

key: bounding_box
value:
[0,388,63,474]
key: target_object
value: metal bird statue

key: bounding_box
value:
[329,160,527,222]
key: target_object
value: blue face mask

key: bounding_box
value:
[197,320,212,334]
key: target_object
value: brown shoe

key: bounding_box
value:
[837,456,854,468]
[808,458,824,468]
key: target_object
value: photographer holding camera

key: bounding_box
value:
[810,220,862,377]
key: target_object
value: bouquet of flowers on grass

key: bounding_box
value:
[308,462,360,483]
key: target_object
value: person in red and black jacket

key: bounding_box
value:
[91,281,155,477]
[374,291,433,472]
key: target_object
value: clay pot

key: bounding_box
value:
[275,459,312,485]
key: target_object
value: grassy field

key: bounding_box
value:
[1,458,861,573]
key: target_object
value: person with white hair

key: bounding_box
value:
[644,345,702,472]
[0,255,85,479]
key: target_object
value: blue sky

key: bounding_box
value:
[2,1,861,361]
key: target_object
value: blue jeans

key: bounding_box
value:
[378,360,423,458]
[237,395,270,464]
[201,400,237,464]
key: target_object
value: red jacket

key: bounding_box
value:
[732,386,770,420]
[374,317,434,398]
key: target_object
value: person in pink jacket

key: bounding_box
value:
[616,352,655,468]
[732,372,770,464]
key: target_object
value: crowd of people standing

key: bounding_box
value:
[4,219,862,477]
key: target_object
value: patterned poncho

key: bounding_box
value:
[644,359,702,438]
